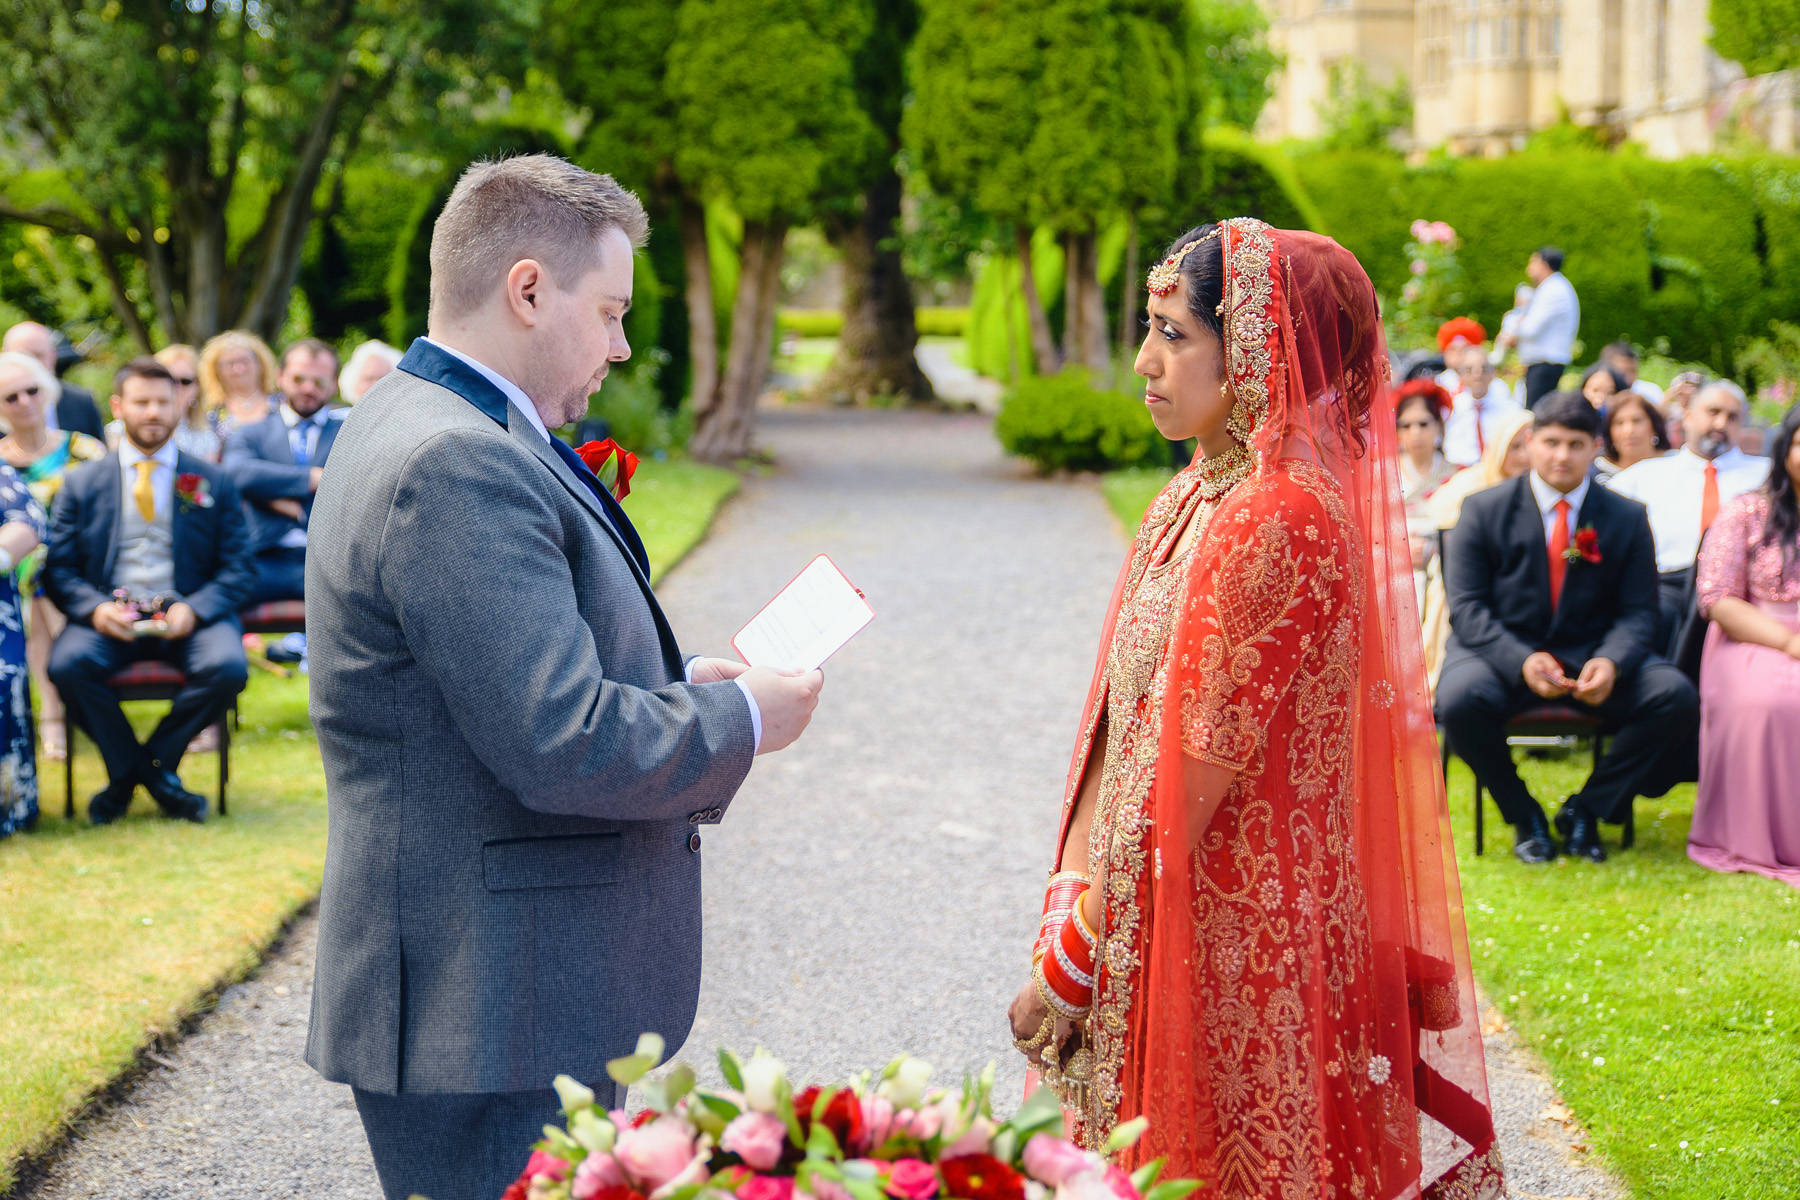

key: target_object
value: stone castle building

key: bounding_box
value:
[1258,0,1796,156]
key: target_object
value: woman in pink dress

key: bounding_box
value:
[1691,402,1800,886]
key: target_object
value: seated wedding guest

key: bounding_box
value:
[1443,353,1521,468]
[156,344,222,459]
[1,321,106,439]
[1435,317,1487,393]
[0,428,47,838]
[1437,391,1698,864]
[1580,363,1627,410]
[1600,341,1663,407]
[338,339,402,404]
[44,358,253,825]
[1397,380,1457,602]
[1595,390,1669,480]
[0,350,108,764]
[198,330,279,445]
[223,338,344,606]
[1421,408,1536,689]
[1689,403,1800,886]
[1608,380,1768,651]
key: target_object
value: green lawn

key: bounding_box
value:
[0,457,738,1191]
[1100,464,1800,1198]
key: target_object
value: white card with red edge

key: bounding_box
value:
[732,555,874,672]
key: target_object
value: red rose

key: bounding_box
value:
[1575,527,1602,564]
[940,1156,1026,1200]
[574,438,640,502]
[588,1188,650,1200]
[629,1108,660,1128]
[817,1087,866,1154]
[177,473,202,492]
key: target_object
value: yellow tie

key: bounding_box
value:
[133,460,156,522]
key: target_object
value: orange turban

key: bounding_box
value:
[1436,317,1486,352]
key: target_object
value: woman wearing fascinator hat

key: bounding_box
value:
[1009,219,1505,1199]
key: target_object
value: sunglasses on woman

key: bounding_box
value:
[1,385,40,405]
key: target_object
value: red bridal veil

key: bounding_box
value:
[1069,219,1501,1197]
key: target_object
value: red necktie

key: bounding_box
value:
[1547,498,1571,608]
[1701,461,1720,533]
[1474,398,1486,454]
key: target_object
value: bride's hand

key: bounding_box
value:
[1009,979,1052,1064]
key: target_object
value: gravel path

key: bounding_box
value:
[24,408,1622,1199]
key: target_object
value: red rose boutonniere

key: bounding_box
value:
[574,438,639,503]
[174,472,214,511]
[1564,525,1601,564]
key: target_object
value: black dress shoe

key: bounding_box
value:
[1567,816,1607,863]
[143,768,207,823]
[1513,812,1560,864]
[87,781,135,826]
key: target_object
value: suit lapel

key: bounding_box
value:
[315,411,342,465]
[97,452,122,584]
[509,415,652,581]
[171,452,204,582]
[1508,477,1556,634]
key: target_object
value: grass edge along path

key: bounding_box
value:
[0,456,739,1194]
[1102,464,1800,1198]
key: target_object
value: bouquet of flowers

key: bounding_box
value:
[498,1034,1203,1200]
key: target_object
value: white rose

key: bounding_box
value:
[740,1053,788,1114]
[877,1056,933,1110]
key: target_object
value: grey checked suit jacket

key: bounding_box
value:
[304,340,755,1095]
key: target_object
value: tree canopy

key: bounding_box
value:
[1710,0,1800,75]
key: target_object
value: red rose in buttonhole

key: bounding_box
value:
[939,1155,1026,1200]
[1574,526,1602,564]
[575,438,640,502]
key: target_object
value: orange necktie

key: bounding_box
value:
[1547,498,1571,608]
[1701,461,1720,533]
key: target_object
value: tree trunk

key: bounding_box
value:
[1060,230,1107,371]
[691,216,788,463]
[1015,225,1059,376]
[813,165,933,404]
[1117,214,1139,387]
[680,195,720,417]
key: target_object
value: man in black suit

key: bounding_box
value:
[1437,391,1699,863]
[45,358,254,824]
[222,338,345,606]
[2,321,108,439]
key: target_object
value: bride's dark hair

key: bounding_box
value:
[1162,224,1226,339]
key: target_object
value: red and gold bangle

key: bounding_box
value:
[1032,871,1090,965]
[1039,887,1097,1018]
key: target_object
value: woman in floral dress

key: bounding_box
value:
[1010,219,1502,1199]
[0,384,50,836]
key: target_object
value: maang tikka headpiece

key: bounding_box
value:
[1146,226,1223,297]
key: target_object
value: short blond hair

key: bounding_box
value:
[197,330,278,409]
[428,154,648,323]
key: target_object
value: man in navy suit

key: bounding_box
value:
[44,358,254,824]
[223,338,345,606]
[1437,391,1698,864]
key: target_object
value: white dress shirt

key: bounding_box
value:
[1528,471,1589,547]
[1630,378,1665,405]
[418,337,763,748]
[1604,445,1770,573]
[277,402,335,549]
[1515,272,1580,366]
[1442,379,1523,468]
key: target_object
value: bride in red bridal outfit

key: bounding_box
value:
[1009,218,1504,1200]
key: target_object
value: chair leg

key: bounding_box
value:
[218,706,230,817]
[1475,781,1485,856]
[63,716,75,821]
[1622,802,1635,850]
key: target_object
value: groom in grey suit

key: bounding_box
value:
[303,156,824,1200]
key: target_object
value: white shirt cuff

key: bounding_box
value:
[686,658,762,752]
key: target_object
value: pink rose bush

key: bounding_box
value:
[1393,216,1470,351]
[496,1035,1202,1200]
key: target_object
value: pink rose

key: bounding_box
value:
[615,1115,700,1192]
[1054,1170,1119,1200]
[739,1177,796,1200]
[651,1153,714,1200]
[526,1149,572,1181]
[573,1154,627,1199]
[804,1169,859,1200]
[895,1106,941,1141]
[721,1111,790,1171]
[1021,1137,1096,1188]
[940,1115,996,1160]
[1429,221,1456,243]
[885,1159,940,1200]
[859,1095,895,1153]
[1410,219,1429,239]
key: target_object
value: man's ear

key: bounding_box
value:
[109,395,124,421]
[505,259,546,327]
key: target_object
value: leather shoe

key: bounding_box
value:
[1566,816,1607,863]
[1553,799,1577,844]
[1513,812,1559,864]
[143,767,206,823]
[87,781,135,826]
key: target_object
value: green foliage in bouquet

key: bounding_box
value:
[996,371,1165,474]
[496,1035,1204,1200]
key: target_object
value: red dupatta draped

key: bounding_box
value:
[1049,220,1502,1199]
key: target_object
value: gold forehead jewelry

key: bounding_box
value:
[1146,227,1223,297]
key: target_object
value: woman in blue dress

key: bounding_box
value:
[0,350,51,835]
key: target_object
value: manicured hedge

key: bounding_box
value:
[1290,149,1800,370]
[776,308,844,337]
[995,369,1165,472]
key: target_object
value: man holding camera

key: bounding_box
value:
[44,357,254,824]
